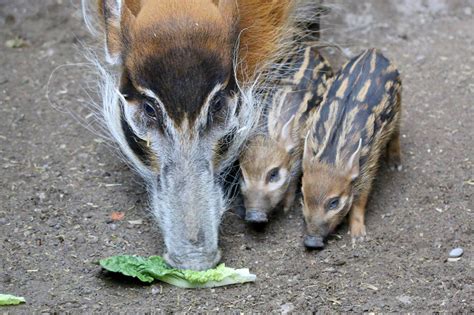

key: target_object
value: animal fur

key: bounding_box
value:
[302,48,402,245]
[240,46,333,222]
[82,0,326,269]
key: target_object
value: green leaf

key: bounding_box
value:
[5,37,28,49]
[0,294,26,306]
[99,255,256,288]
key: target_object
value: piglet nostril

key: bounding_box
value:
[304,235,325,250]
[245,209,268,223]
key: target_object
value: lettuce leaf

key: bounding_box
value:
[0,294,25,306]
[100,255,256,288]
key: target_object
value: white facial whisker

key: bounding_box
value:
[194,83,225,133]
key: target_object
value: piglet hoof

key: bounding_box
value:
[387,155,403,172]
[303,235,325,250]
[351,236,366,247]
[350,225,367,247]
[245,210,268,224]
[388,162,403,172]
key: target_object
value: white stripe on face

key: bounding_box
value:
[266,168,288,192]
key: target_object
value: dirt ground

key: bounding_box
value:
[0,0,473,312]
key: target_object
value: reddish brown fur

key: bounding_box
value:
[98,0,297,83]
[301,163,352,235]
[236,0,294,82]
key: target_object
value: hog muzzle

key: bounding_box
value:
[151,153,223,271]
[164,250,221,271]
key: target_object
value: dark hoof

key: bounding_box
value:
[304,235,325,249]
[245,210,268,224]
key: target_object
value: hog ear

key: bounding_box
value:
[98,0,136,64]
[346,139,362,181]
[278,115,298,153]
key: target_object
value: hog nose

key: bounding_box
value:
[245,209,268,223]
[164,250,221,271]
[304,235,325,249]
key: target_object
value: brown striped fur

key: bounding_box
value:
[302,49,402,246]
[240,47,332,222]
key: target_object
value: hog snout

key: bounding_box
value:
[152,153,222,271]
[304,234,325,249]
[245,209,269,223]
[164,250,221,271]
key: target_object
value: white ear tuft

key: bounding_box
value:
[105,45,121,65]
[99,0,125,64]
[279,115,297,153]
[303,131,313,162]
[346,139,362,181]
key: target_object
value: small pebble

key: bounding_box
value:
[128,219,143,225]
[280,303,295,314]
[397,295,412,305]
[87,235,99,243]
[449,247,463,258]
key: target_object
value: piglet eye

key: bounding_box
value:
[143,102,157,119]
[267,167,280,183]
[326,197,340,211]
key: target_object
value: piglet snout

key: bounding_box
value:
[245,209,268,223]
[304,235,325,249]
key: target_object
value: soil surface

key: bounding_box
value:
[1,0,473,312]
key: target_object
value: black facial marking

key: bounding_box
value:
[134,46,232,125]
[119,69,140,100]
[119,71,152,165]
[120,108,151,166]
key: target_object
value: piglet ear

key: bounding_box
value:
[98,0,136,64]
[303,131,313,162]
[346,139,362,181]
[278,115,298,153]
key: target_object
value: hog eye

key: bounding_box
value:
[267,167,280,183]
[143,102,157,119]
[326,197,340,211]
[210,92,226,115]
